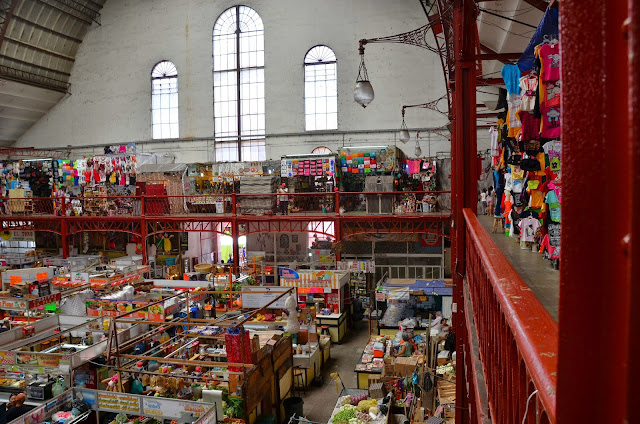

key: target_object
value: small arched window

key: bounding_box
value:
[151,61,179,139]
[304,45,337,131]
[312,146,333,155]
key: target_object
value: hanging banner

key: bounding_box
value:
[97,392,141,414]
[279,268,299,279]
[142,398,210,419]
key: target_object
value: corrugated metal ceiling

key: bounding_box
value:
[0,0,106,145]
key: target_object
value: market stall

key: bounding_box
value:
[279,270,350,343]
[375,279,453,337]
[280,153,336,214]
[104,294,297,424]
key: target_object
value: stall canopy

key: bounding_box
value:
[517,7,559,72]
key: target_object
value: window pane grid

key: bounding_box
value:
[213,6,265,161]
[151,60,179,139]
[304,48,337,131]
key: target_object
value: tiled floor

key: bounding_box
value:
[477,215,559,321]
[299,320,372,422]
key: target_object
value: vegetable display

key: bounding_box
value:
[332,405,357,424]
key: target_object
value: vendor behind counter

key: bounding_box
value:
[4,393,33,423]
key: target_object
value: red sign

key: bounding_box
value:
[29,293,61,308]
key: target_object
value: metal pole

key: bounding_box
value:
[451,0,477,423]
[558,1,638,423]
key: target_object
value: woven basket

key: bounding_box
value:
[194,263,213,273]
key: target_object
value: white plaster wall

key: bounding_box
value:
[16,0,454,161]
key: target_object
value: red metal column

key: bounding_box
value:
[140,219,148,265]
[451,1,478,423]
[334,217,342,262]
[232,219,239,274]
[559,1,638,423]
[60,219,69,259]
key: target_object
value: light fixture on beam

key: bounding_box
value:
[354,44,374,108]
[398,108,410,143]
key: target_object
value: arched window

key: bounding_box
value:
[151,61,179,139]
[304,45,337,131]
[312,146,333,155]
[213,6,265,162]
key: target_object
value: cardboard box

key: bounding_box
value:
[394,356,419,377]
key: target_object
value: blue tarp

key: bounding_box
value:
[382,279,453,296]
[517,7,559,73]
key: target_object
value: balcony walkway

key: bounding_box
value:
[477,215,559,321]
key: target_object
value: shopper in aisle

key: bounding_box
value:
[6,394,32,422]
[394,332,414,357]
[278,183,289,215]
[430,311,443,332]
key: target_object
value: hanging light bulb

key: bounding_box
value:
[398,108,410,143]
[354,46,374,108]
[414,139,422,157]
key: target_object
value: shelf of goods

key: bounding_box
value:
[52,265,149,291]
[327,388,391,424]
[280,269,350,343]
[106,294,297,424]
[0,315,146,403]
[354,336,422,390]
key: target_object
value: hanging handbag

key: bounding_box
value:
[520,158,541,171]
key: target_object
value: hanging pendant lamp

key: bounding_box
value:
[354,48,374,108]
[398,108,410,143]
[414,138,422,157]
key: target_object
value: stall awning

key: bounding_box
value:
[280,270,349,290]
[382,279,453,296]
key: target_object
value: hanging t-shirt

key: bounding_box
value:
[504,173,514,192]
[547,222,561,248]
[501,64,522,95]
[547,181,562,203]
[545,190,561,222]
[511,167,525,180]
[539,43,560,82]
[512,179,524,194]
[540,105,561,139]
[517,110,541,141]
[490,127,499,158]
[519,74,539,112]
[535,152,547,176]
[519,217,541,242]
[543,80,561,108]
[507,94,522,137]
[528,189,544,209]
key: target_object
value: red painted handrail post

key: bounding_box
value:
[60,196,66,217]
[335,191,340,215]
[140,195,146,216]
[232,193,237,216]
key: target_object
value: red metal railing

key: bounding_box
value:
[463,209,558,424]
[0,190,451,218]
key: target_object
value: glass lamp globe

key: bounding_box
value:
[354,81,375,108]
[399,129,410,144]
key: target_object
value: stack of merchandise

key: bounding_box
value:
[490,33,561,269]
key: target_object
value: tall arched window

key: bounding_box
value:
[213,6,265,162]
[304,45,337,131]
[151,61,179,139]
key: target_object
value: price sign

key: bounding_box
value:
[71,272,90,284]
[36,272,48,282]
[10,275,22,285]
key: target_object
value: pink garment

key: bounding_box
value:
[408,160,421,175]
[539,43,560,82]
[540,105,561,139]
[547,181,562,204]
